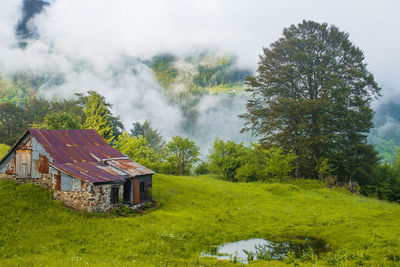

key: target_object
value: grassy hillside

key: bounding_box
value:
[368,100,400,164]
[0,175,399,266]
[0,144,10,158]
[149,53,250,95]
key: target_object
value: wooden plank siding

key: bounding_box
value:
[54,171,61,190]
[133,178,140,204]
[16,150,31,178]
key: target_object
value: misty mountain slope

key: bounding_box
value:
[16,0,50,39]
[148,53,250,97]
[1,51,398,159]
[0,49,254,153]
[368,100,400,164]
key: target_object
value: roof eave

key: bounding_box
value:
[0,130,30,166]
[49,163,124,185]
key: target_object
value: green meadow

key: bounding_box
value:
[0,144,9,158]
[205,84,244,94]
[0,174,399,266]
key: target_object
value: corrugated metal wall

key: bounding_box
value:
[61,172,73,191]
[31,136,52,179]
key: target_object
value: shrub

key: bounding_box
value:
[262,146,297,181]
[236,145,298,182]
[360,164,400,202]
[194,160,210,175]
[208,138,249,181]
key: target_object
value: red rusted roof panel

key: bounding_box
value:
[50,162,125,183]
[29,129,125,163]
[106,159,155,177]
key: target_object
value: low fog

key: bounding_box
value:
[0,0,399,153]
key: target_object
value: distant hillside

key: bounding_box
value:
[0,77,36,105]
[0,175,399,265]
[368,100,400,164]
[0,52,250,106]
[148,52,251,97]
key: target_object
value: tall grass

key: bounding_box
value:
[0,174,399,266]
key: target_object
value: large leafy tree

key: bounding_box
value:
[241,20,380,181]
[165,136,200,176]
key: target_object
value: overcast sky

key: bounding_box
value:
[1,0,398,95]
[0,0,399,148]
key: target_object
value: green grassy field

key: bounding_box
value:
[0,144,10,158]
[0,174,399,266]
[205,84,244,94]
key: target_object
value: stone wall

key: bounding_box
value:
[53,183,123,212]
[1,173,123,213]
[15,173,53,190]
[53,190,98,212]
[0,174,13,180]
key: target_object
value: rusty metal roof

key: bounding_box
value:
[50,162,126,184]
[29,129,125,163]
[22,129,154,184]
[105,159,155,177]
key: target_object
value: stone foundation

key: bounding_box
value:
[15,174,53,190]
[0,174,13,180]
[0,174,153,213]
[0,174,124,213]
[53,184,123,213]
[53,190,99,212]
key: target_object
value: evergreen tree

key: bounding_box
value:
[82,91,115,143]
[130,120,165,152]
[23,97,51,125]
[0,102,27,145]
[241,21,381,181]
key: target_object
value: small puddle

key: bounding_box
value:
[202,237,330,263]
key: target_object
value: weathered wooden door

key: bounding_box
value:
[54,171,61,190]
[133,178,140,204]
[16,150,32,178]
[140,181,145,201]
[123,179,133,204]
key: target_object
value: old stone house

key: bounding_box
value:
[0,129,154,212]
